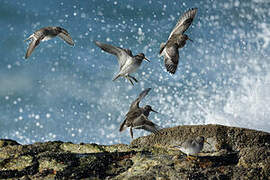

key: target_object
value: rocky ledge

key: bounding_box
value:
[0,124,270,179]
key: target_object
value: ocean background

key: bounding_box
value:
[0,0,270,145]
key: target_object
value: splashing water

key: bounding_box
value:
[0,0,270,144]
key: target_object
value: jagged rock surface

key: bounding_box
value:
[0,124,269,179]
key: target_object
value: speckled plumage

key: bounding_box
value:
[119,88,159,138]
[160,8,197,74]
[174,136,206,156]
[24,26,74,59]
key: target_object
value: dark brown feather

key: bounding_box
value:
[130,88,151,109]
[119,88,158,138]
[160,8,197,74]
[168,8,198,39]
[163,44,179,74]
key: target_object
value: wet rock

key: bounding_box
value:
[0,124,269,179]
[2,155,33,171]
[238,147,270,177]
[0,139,20,148]
[130,124,270,151]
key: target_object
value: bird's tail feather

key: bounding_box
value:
[153,128,160,135]
[159,42,166,55]
[24,35,33,42]
[119,119,127,132]
[155,124,162,130]
[113,74,121,81]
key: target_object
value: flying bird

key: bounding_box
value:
[94,41,150,85]
[24,26,74,59]
[119,88,159,138]
[159,8,198,74]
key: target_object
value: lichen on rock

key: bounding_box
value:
[0,124,269,179]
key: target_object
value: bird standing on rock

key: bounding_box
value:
[94,41,150,86]
[172,136,209,160]
[24,26,74,59]
[159,8,198,74]
[119,88,159,138]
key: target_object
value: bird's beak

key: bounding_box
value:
[151,108,158,113]
[144,57,150,62]
[188,37,193,42]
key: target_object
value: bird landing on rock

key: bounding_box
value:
[119,88,159,138]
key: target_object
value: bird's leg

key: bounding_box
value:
[129,127,134,139]
[128,75,138,83]
[126,76,134,86]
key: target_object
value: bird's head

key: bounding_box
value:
[135,53,150,62]
[144,105,158,114]
[182,34,193,42]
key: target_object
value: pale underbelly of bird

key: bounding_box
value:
[180,145,201,155]
[120,62,140,76]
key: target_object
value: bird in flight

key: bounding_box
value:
[119,88,159,138]
[94,41,150,85]
[24,26,74,59]
[159,8,198,74]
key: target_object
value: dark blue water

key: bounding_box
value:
[1,0,270,144]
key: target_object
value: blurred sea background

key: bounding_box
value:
[0,0,270,145]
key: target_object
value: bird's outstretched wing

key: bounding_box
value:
[130,88,151,109]
[122,48,133,57]
[163,46,179,74]
[168,8,197,40]
[120,106,143,133]
[94,41,132,68]
[25,38,41,59]
[133,114,159,134]
[58,29,74,46]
